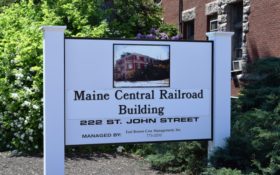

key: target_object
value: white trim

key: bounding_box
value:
[205,1,218,16]
[206,32,235,37]
[41,26,67,32]
[210,19,218,32]
[42,26,66,175]
[182,8,196,22]
[232,60,244,71]
[206,32,234,158]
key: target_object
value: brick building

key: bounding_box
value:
[114,53,156,81]
[159,0,280,96]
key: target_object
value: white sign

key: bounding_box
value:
[65,39,213,145]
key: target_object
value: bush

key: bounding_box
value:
[102,0,163,38]
[238,57,280,112]
[136,26,180,40]
[134,142,207,174]
[210,58,280,174]
[202,167,243,175]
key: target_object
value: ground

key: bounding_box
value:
[0,152,179,175]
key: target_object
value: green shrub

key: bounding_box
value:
[210,58,280,174]
[134,141,207,174]
[239,57,280,112]
[158,23,178,38]
[101,0,163,38]
[202,167,243,175]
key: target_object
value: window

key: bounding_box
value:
[127,63,133,70]
[154,0,162,4]
[183,20,195,40]
[210,19,218,32]
[228,2,243,73]
[228,2,243,61]
[207,14,218,32]
[235,48,242,59]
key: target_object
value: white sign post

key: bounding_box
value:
[42,26,66,175]
[207,32,234,156]
[42,26,233,174]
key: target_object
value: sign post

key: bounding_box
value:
[42,26,66,175]
[207,32,234,156]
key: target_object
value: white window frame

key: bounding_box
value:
[210,19,218,32]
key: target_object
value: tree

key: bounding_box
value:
[210,58,280,174]
[0,0,17,7]
[102,0,162,37]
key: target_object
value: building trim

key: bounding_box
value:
[182,7,196,22]
[206,1,218,15]
[217,0,251,61]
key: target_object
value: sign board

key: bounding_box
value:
[65,39,213,145]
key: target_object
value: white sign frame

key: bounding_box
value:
[65,38,214,145]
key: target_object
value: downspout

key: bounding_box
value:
[179,0,183,33]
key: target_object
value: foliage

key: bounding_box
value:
[201,167,243,175]
[102,0,163,38]
[136,26,181,40]
[44,0,108,37]
[210,58,280,175]
[158,23,179,38]
[0,0,109,153]
[134,142,207,174]
[0,0,17,7]
[238,57,280,112]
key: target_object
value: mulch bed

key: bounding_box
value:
[0,152,179,175]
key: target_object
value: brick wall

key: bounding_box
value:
[162,0,180,28]
[162,0,214,40]
[162,0,280,60]
[247,0,280,61]
[183,0,213,40]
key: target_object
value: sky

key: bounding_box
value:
[114,45,170,62]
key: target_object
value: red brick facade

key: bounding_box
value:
[162,0,280,60]
[114,53,159,81]
[247,0,280,61]
[183,0,213,40]
[162,0,180,28]
[162,0,215,40]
